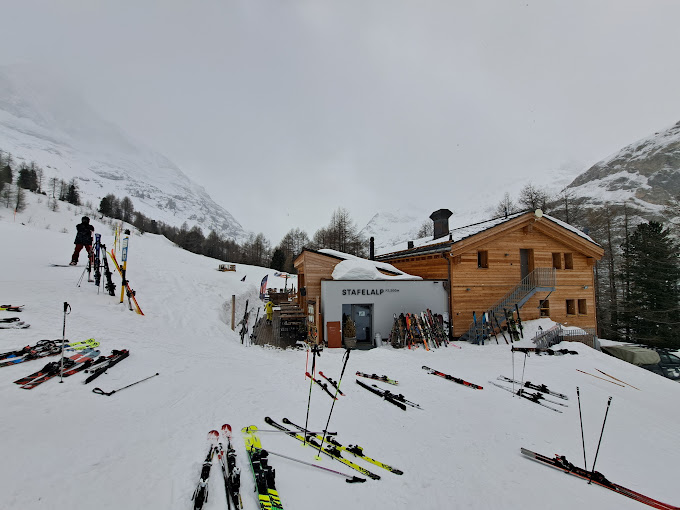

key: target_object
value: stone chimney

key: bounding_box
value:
[429,209,453,240]
[369,237,375,260]
[407,241,414,249]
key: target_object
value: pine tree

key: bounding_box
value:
[622,221,680,348]
[270,248,286,271]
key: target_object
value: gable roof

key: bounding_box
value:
[376,210,604,261]
[294,248,419,278]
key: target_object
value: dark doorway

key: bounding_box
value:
[520,249,534,280]
[342,304,373,344]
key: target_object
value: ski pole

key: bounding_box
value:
[316,348,351,460]
[59,302,71,383]
[92,372,159,396]
[303,343,321,445]
[242,426,337,436]
[589,396,612,484]
[577,387,587,470]
[265,448,365,483]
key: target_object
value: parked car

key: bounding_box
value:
[601,345,680,381]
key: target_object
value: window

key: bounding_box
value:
[477,250,489,268]
[540,299,550,317]
[552,253,562,269]
[566,299,576,315]
[578,299,587,315]
[564,253,574,270]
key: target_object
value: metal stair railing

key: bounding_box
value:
[463,267,556,343]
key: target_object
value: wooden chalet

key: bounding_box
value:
[375,209,605,339]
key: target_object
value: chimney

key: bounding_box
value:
[369,237,375,260]
[429,209,453,240]
[407,241,414,249]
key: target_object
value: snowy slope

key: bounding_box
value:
[0,195,679,510]
[0,64,246,242]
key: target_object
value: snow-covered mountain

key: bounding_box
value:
[0,65,247,241]
[566,120,680,217]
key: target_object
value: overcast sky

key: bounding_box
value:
[3,1,680,243]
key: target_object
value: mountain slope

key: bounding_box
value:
[0,64,246,241]
[566,120,680,214]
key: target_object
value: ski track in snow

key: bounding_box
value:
[0,195,679,510]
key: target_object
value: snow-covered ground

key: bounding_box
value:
[0,194,679,510]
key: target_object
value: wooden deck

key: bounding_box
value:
[250,312,303,349]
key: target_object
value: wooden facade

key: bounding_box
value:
[376,211,605,338]
[293,250,345,344]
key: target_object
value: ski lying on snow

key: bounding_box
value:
[520,448,679,510]
[282,417,403,475]
[355,379,422,410]
[0,322,30,329]
[263,417,380,480]
[192,430,219,510]
[355,371,398,385]
[318,371,345,395]
[489,381,563,413]
[305,372,337,400]
[218,424,243,510]
[422,366,483,389]
[497,376,568,400]
[242,425,284,510]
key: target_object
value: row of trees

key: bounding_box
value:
[585,205,680,349]
[1,150,82,213]
[98,192,367,270]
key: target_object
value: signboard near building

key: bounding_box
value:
[321,279,448,348]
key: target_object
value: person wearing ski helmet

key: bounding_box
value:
[70,216,95,265]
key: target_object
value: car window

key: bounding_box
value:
[664,353,680,364]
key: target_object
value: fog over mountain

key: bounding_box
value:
[0,65,247,242]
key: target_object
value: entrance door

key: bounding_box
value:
[342,304,373,343]
[520,249,534,280]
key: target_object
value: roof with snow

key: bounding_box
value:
[316,249,421,280]
[376,210,601,260]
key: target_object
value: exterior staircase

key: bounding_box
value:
[461,267,556,343]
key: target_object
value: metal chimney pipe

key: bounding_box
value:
[429,209,453,240]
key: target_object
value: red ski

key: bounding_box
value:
[422,366,483,390]
[521,448,678,510]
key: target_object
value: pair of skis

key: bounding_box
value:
[13,348,101,389]
[422,366,483,390]
[490,381,566,413]
[305,371,338,400]
[521,449,678,509]
[264,417,381,480]
[242,425,283,510]
[0,340,64,367]
[512,346,578,356]
[355,371,398,385]
[0,317,30,329]
[355,379,422,410]
[192,425,243,510]
[280,417,403,476]
[0,304,24,312]
[497,376,568,400]
[83,349,130,384]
